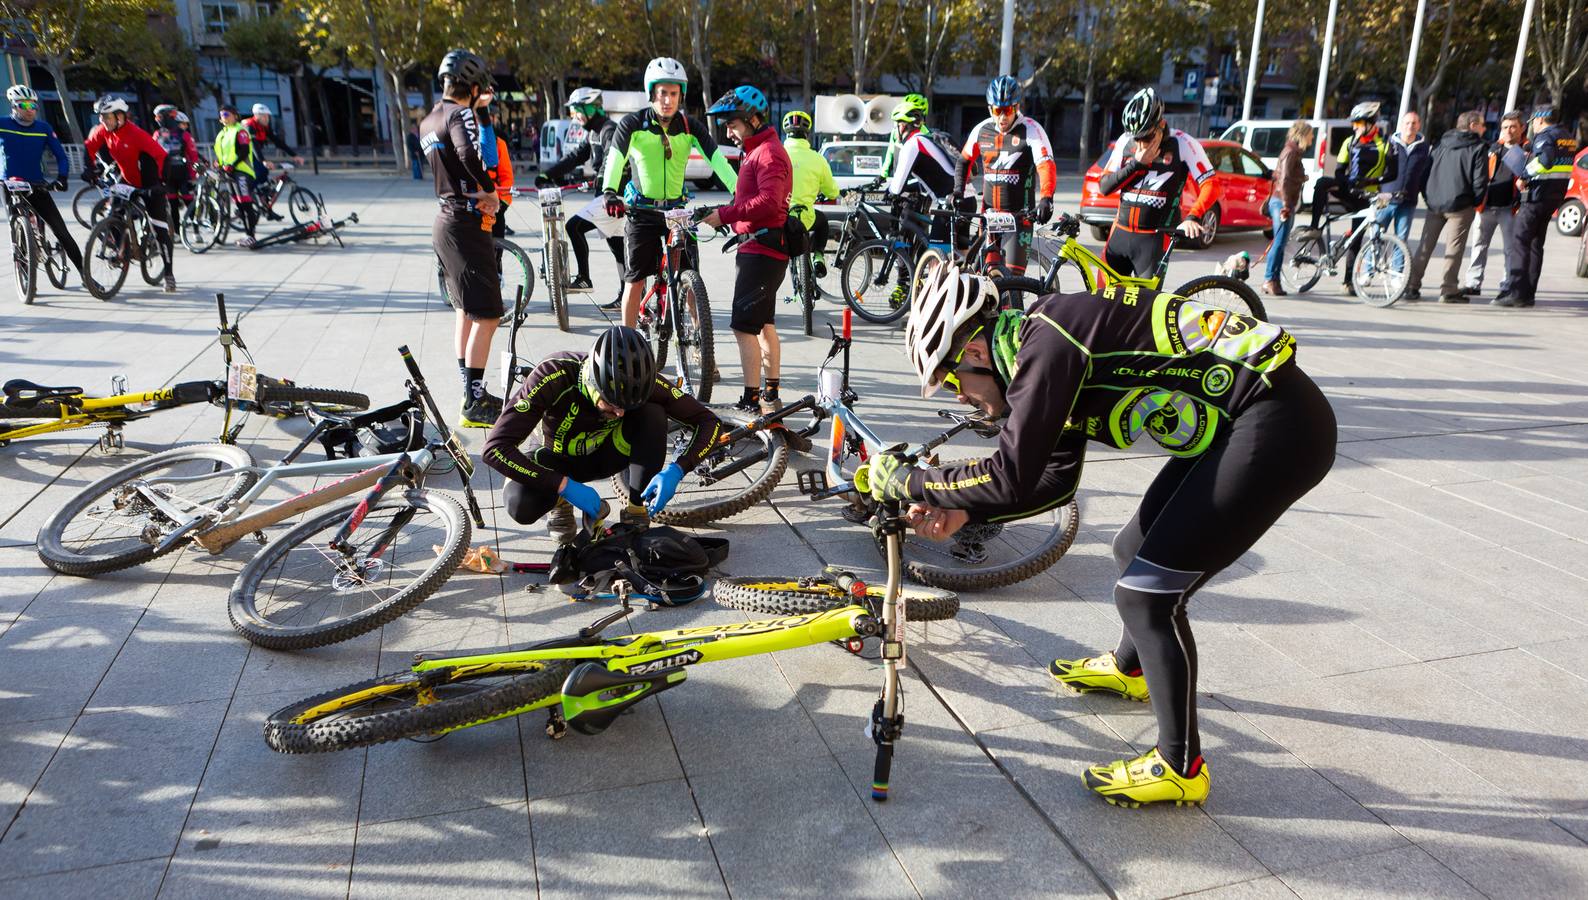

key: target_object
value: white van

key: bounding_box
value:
[1219,118,1353,204]
[539,119,588,174]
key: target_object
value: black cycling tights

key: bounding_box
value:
[1108,368,1337,775]
[501,403,666,525]
[566,216,624,282]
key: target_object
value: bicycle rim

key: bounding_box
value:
[44,237,70,291]
[634,404,790,526]
[841,240,907,324]
[1354,234,1408,308]
[11,215,36,304]
[1172,274,1269,321]
[898,496,1081,590]
[229,491,469,650]
[672,270,714,403]
[83,217,131,300]
[37,444,257,576]
[1281,234,1325,293]
[497,239,536,327]
[288,186,315,225]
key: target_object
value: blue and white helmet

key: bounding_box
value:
[986,76,1021,108]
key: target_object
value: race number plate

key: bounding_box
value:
[110,183,136,200]
[4,179,30,193]
[664,208,694,230]
[853,155,883,175]
[539,186,562,205]
[227,362,258,402]
[985,211,1018,234]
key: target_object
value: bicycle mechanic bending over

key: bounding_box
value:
[84,95,175,292]
[422,49,504,429]
[957,75,1058,275]
[700,86,792,413]
[600,56,738,329]
[1098,87,1220,279]
[860,262,1336,807]
[0,84,83,276]
[539,87,626,307]
[482,326,725,542]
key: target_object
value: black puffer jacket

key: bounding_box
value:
[1423,128,1490,213]
[545,115,617,184]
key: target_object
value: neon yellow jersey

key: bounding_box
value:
[213,123,255,177]
[783,137,839,229]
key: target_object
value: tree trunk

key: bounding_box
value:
[42,56,84,145]
[292,70,319,174]
[1077,44,1096,175]
[385,66,410,171]
[689,0,714,131]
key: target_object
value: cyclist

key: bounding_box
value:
[880,92,933,179]
[84,95,175,292]
[782,110,840,277]
[1497,106,1579,308]
[701,86,792,412]
[860,261,1336,807]
[422,49,504,428]
[483,325,725,542]
[243,102,304,220]
[539,87,626,305]
[152,105,197,249]
[883,93,972,307]
[601,57,739,329]
[1304,101,1395,295]
[1098,87,1219,279]
[0,84,83,278]
[956,75,1058,275]
[213,104,262,246]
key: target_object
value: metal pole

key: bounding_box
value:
[1399,0,1428,120]
[1504,0,1538,113]
[999,0,1015,76]
[1312,0,1339,120]
[1242,0,1267,121]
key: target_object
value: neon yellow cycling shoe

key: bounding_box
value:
[1049,652,1150,702]
[1084,748,1209,808]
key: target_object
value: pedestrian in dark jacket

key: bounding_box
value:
[1407,110,1489,302]
[1463,111,1526,296]
[1379,111,1431,247]
[1264,120,1314,295]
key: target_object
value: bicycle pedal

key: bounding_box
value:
[796,469,829,496]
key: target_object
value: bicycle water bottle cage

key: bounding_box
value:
[2,379,83,409]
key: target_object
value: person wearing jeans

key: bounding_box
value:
[1463,112,1526,296]
[1264,121,1313,294]
[1406,111,1489,303]
[1377,111,1430,267]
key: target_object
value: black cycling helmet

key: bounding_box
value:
[1121,87,1164,134]
[438,49,490,90]
[584,326,657,410]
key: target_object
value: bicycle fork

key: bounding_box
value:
[326,454,419,576]
[868,519,907,800]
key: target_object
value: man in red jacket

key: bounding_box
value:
[82,95,175,292]
[702,86,791,412]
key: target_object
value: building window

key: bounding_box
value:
[255,1,281,16]
[203,2,242,33]
[1264,59,1280,76]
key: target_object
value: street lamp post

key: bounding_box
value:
[1504,0,1539,113]
[1242,0,1266,122]
[1399,0,1428,120]
[1312,0,1340,120]
[999,0,1015,76]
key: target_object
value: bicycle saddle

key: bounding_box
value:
[3,379,84,408]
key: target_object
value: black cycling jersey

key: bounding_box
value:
[957,114,1058,211]
[1099,128,1217,233]
[420,99,494,211]
[904,287,1296,518]
[546,115,617,184]
[886,129,960,201]
[482,351,722,488]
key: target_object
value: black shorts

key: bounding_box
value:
[623,215,668,283]
[434,212,503,320]
[730,252,788,334]
[1103,226,1171,279]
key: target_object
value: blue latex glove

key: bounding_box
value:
[642,463,684,515]
[558,478,603,520]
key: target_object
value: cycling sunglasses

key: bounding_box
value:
[13,100,38,111]
[936,325,995,395]
[989,105,1018,116]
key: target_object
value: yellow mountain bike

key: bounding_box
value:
[0,294,368,450]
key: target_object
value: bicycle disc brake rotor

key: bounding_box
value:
[330,557,387,593]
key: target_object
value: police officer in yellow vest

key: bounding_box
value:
[782,111,840,275]
[1304,100,1396,296]
[214,104,261,245]
[1496,106,1579,308]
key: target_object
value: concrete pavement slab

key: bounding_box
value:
[349,803,535,898]
[1278,844,1482,899]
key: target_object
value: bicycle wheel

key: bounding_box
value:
[672,269,715,403]
[82,215,131,300]
[896,492,1080,591]
[90,198,109,227]
[71,185,96,227]
[815,239,846,300]
[991,274,1046,313]
[495,238,538,328]
[181,197,221,254]
[618,404,790,526]
[264,659,574,753]
[1172,274,1269,321]
[793,252,815,336]
[37,443,258,576]
[715,576,959,621]
[1281,231,1325,293]
[253,381,371,415]
[43,233,70,290]
[545,238,570,332]
[138,217,167,286]
[229,490,469,650]
[287,185,317,225]
[840,239,909,324]
[11,214,37,304]
[1353,232,1410,308]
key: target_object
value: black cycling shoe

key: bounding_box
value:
[599,296,622,310]
[459,392,504,429]
[264,210,284,222]
[568,276,594,293]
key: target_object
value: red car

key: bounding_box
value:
[1080,138,1276,248]
[1553,146,1588,237]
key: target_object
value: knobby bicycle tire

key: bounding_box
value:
[1281,232,1326,293]
[673,269,715,404]
[893,479,1080,591]
[794,253,815,336]
[37,443,258,576]
[263,659,574,753]
[840,239,909,324]
[715,576,959,621]
[990,274,1046,312]
[228,490,469,650]
[12,214,38,305]
[1171,274,1269,321]
[82,216,131,300]
[621,404,790,527]
[545,237,569,332]
[254,383,370,412]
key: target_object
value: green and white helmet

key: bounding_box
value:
[644,57,688,97]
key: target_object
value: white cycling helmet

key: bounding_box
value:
[904,260,1000,398]
[94,96,130,115]
[6,84,39,105]
[566,86,602,109]
[1349,100,1381,123]
[252,102,272,116]
[644,57,688,97]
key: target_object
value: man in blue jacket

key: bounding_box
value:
[0,85,83,275]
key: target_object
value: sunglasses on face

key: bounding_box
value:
[936,325,986,395]
[990,105,1017,116]
[14,101,37,111]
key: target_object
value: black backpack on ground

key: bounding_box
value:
[548,524,729,607]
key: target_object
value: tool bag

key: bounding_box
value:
[549,523,729,607]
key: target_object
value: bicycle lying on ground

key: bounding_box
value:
[636,307,1079,590]
[38,342,485,652]
[0,294,367,449]
[265,458,958,802]
[1281,197,1409,308]
[6,178,73,303]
